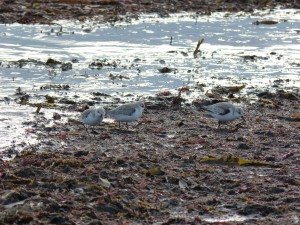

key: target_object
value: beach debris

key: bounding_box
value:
[144,167,164,176]
[193,38,204,56]
[200,154,277,167]
[253,20,278,25]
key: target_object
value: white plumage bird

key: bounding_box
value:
[106,101,145,129]
[80,107,105,135]
[203,102,245,128]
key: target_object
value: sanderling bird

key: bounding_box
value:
[202,102,245,128]
[107,101,145,129]
[80,107,105,135]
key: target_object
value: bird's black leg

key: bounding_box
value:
[91,128,98,138]
[232,117,246,131]
[126,122,129,129]
[218,120,221,129]
[118,121,121,128]
[91,128,99,134]
[82,124,91,137]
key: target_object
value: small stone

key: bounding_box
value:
[53,112,61,120]
[267,187,285,194]
[177,121,184,127]
[238,204,279,216]
[236,136,244,141]
[265,156,276,162]
[61,62,72,71]
[158,67,173,73]
[236,143,250,149]
[227,190,236,195]
[59,98,76,105]
[44,127,52,132]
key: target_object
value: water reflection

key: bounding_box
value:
[0,9,299,150]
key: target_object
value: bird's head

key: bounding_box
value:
[236,107,246,121]
[96,108,105,116]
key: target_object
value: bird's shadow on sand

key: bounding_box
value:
[109,127,137,134]
[208,121,247,133]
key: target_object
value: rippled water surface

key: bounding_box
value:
[0,8,299,151]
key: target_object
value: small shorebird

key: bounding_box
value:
[202,102,245,128]
[80,107,105,135]
[107,101,145,129]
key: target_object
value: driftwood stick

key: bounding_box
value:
[193,38,204,55]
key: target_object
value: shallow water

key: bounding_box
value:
[0,8,299,151]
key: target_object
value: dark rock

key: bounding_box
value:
[43,141,54,146]
[192,185,212,193]
[283,197,300,203]
[0,189,35,205]
[40,84,70,90]
[241,55,257,61]
[53,112,61,120]
[88,220,104,225]
[116,158,127,166]
[236,143,250,149]
[238,204,279,216]
[158,67,173,73]
[44,127,52,132]
[206,198,220,206]
[49,216,74,225]
[267,187,285,194]
[227,190,236,195]
[265,156,276,161]
[277,116,300,122]
[74,151,89,157]
[92,92,110,97]
[236,136,245,141]
[61,62,72,71]
[15,167,42,178]
[59,179,79,190]
[177,121,184,127]
[46,58,61,66]
[59,98,77,105]
[224,203,238,209]
[255,130,275,137]
[253,20,278,25]
[71,58,79,63]
[257,91,274,98]
[97,204,121,214]
[45,95,56,103]
[168,198,179,206]
[277,90,299,100]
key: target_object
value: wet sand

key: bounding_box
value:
[0,89,299,224]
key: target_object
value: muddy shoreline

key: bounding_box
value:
[0,88,299,224]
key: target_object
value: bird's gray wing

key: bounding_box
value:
[120,105,136,116]
[204,105,230,115]
[111,104,136,116]
[216,107,231,115]
[80,109,93,120]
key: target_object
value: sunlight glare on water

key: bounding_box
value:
[0,8,299,151]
